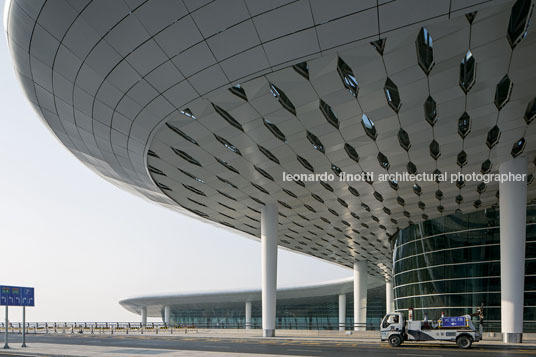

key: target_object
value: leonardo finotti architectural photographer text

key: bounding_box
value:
[282,171,527,184]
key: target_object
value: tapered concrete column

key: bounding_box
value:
[386,280,394,314]
[245,301,252,330]
[353,261,368,331]
[261,204,278,337]
[140,307,147,326]
[338,294,346,331]
[164,306,171,325]
[500,156,527,343]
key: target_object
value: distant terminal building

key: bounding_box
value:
[120,278,386,330]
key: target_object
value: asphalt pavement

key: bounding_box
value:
[1,333,536,357]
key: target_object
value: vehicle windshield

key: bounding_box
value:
[382,314,400,328]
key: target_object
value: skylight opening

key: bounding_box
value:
[424,96,437,126]
[183,184,206,196]
[459,51,477,93]
[254,165,274,181]
[319,100,339,129]
[283,189,297,198]
[337,57,359,97]
[229,84,247,101]
[311,193,324,203]
[212,103,244,132]
[258,144,280,164]
[171,148,202,166]
[464,50,473,62]
[377,152,390,170]
[305,204,316,213]
[292,62,309,80]
[269,83,280,98]
[344,75,357,91]
[180,108,196,119]
[306,131,325,153]
[525,97,536,124]
[179,168,204,184]
[416,27,435,74]
[263,118,287,142]
[384,77,401,112]
[407,161,417,175]
[362,114,373,129]
[398,129,411,151]
[331,164,342,176]
[423,28,432,46]
[218,190,237,201]
[215,157,239,174]
[348,186,360,197]
[148,165,166,176]
[147,150,160,158]
[361,114,377,140]
[166,123,198,145]
[217,175,237,189]
[297,155,314,172]
[269,83,296,115]
[507,0,534,48]
[511,137,526,157]
[252,182,269,194]
[320,180,333,192]
[214,134,241,155]
[458,112,471,138]
[344,143,359,163]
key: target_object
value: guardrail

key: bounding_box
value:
[481,321,536,333]
[0,322,197,335]
[0,321,381,334]
[3,321,536,333]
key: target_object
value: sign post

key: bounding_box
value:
[3,305,7,349]
[22,306,26,348]
[0,286,35,349]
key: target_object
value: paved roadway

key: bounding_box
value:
[2,334,536,356]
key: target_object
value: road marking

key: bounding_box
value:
[288,348,322,353]
[397,354,441,357]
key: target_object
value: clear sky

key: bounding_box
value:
[0,2,351,323]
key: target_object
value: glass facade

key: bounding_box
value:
[166,286,386,330]
[393,205,536,331]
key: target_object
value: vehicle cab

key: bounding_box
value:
[380,312,405,344]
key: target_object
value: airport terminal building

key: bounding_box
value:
[394,205,536,332]
[120,278,388,330]
[5,0,536,342]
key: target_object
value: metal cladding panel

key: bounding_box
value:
[5,0,536,280]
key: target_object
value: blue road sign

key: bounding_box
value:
[441,316,467,327]
[0,286,34,307]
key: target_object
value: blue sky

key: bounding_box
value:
[0,3,351,322]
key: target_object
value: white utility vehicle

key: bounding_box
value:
[380,309,483,349]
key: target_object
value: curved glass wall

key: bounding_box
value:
[393,205,536,331]
[166,286,386,330]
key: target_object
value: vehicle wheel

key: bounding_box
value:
[456,335,472,349]
[388,334,402,347]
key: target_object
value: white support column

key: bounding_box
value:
[353,261,368,331]
[261,204,278,337]
[245,301,252,330]
[386,280,394,314]
[500,156,527,343]
[164,306,171,325]
[140,306,147,326]
[338,294,346,331]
